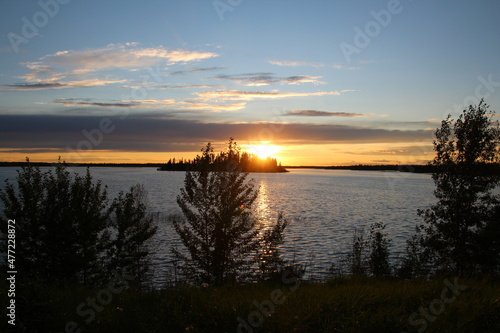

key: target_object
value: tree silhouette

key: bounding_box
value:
[418,99,500,276]
[368,222,391,277]
[0,160,157,286]
[0,160,109,284]
[172,138,287,285]
[105,184,157,286]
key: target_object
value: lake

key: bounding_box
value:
[0,167,436,285]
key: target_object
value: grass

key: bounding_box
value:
[1,276,499,332]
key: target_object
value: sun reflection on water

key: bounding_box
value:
[254,180,273,227]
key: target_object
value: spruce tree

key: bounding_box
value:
[106,184,157,286]
[172,138,287,285]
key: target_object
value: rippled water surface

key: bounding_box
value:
[0,167,436,284]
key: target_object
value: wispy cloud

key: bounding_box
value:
[152,84,218,89]
[343,145,434,156]
[269,60,357,70]
[285,110,369,117]
[178,101,246,112]
[169,67,224,76]
[53,98,176,108]
[39,43,218,72]
[268,60,325,68]
[195,89,352,102]
[0,82,66,90]
[209,73,325,86]
[52,97,245,112]
[5,43,219,90]
[0,78,127,90]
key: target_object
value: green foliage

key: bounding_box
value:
[397,233,431,279]
[0,159,157,286]
[106,184,158,286]
[172,138,288,285]
[0,159,109,284]
[348,228,368,276]
[368,222,391,277]
[418,99,500,277]
[345,223,392,277]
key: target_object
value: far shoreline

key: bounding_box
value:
[0,161,435,173]
[2,161,499,175]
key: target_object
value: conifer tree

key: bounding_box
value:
[0,160,109,284]
[106,184,157,286]
[0,160,157,286]
[172,138,287,285]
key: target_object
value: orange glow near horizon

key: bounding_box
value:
[0,141,433,166]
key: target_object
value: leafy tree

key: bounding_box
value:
[172,138,287,285]
[418,99,500,276]
[106,184,157,286]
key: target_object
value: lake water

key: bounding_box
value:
[0,167,436,285]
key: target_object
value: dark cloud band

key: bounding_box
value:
[0,114,433,153]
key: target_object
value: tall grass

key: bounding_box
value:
[2,276,498,332]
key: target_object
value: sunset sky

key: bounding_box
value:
[1,0,500,165]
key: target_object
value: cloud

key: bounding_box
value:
[6,43,219,90]
[0,78,128,91]
[53,98,175,108]
[0,82,67,90]
[0,115,433,154]
[285,110,368,117]
[343,145,434,156]
[169,67,225,76]
[52,98,245,112]
[268,60,325,68]
[195,89,353,102]
[269,60,357,70]
[178,102,246,112]
[152,84,217,89]
[39,43,218,71]
[209,73,324,86]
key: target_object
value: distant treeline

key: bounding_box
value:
[3,161,499,174]
[288,163,500,174]
[0,161,162,168]
[286,164,435,173]
[157,151,288,173]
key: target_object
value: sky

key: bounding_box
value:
[1,0,499,166]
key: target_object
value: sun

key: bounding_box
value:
[248,143,279,159]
